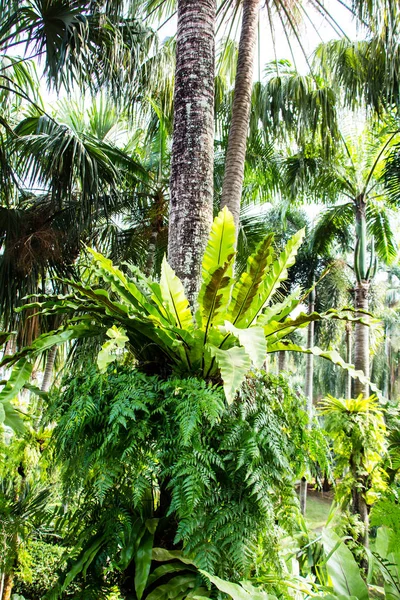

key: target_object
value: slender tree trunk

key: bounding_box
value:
[278,350,286,372]
[350,459,369,550]
[168,0,215,304]
[220,0,260,232]
[345,322,352,398]
[41,345,57,393]
[354,196,369,398]
[1,573,12,600]
[300,289,315,516]
[354,282,369,397]
[145,230,158,277]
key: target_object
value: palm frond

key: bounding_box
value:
[366,201,397,264]
[310,203,354,256]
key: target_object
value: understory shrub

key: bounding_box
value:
[44,364,324,595]
[13,540,65,599]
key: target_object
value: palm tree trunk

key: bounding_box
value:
[1,573,12,600]
[350,459,369,549]
[168,0,215,304]
[220,0,260,232]
[354,282,369,397]
[354,195,369,398]
[278,350,286,372]
[145,229,158,277]
[41,345,57,392]
[345,322,352,398]
[300,290,315,515]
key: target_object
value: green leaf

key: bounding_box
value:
[2,400,25,434]
[228,235,274,325]
[152,548,195,566]
[199,571,270,600]
[62,534,105,591]
[197,260,234,334]
[222,321,266,368]
[97,326,129,372]
[145,574,197,600]
[147,563,194,588]
[374,527,400,600]
[200,206,236,280]
[160,257,193,330]
[135,528,155,600]
[87,248,159,318]
[208,345,251,403]
[366,202,397,264]
[321,529,369,600]
[0,358,33,404]
[262,309,373,343]
[268,341,383,400]
[197,207,236,329]
[244,229,305,327]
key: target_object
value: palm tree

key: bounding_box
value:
[0,478,51,600]
[0,97,150,346]
[220,0,260,231]
[295,124,399,396]
[168,0,215,304]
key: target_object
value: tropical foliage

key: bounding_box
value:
[2,0,400,599]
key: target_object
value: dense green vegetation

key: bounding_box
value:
[1,1,400,599]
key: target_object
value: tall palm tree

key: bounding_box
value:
[220,0,260,231]
[294,125,399,395]
[168,0,215,304]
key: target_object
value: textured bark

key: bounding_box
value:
[278,350,287,372]
[1,573,12,600]
[350,459,370,549]
[41,345,57,392]
[354,282,369,397]
[144,229,158,277]
[300,291,315,516]
[220,0,260,232]
[345,322,352,398]
[168,0,215,304]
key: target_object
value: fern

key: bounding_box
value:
[44,364,319,591]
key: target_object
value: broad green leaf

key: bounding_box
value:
[97,326,129,372]
[1,323,104,372]
[321,530,369,600]
[228,235,274,325]
[187,587,211,599]
[152,548,195,566]
[2,400,25,434]
[146,563,194,588]
[160,257,193,330]
[135,528,155,600]
[0,358,33,404]
[145,574,197,600]
[222,321,266,368]
[88,248,159,317]
[117,519,146,571]
[200,206,236,280]
[62,534,105,591]
[197,260,235,334]
[262,309,374,342]
[208,345,251,404]
[199,571,270,600]
[260,288,302,325]
[197,207,236,331]
[268,341,383,400]
[244,229,305,327]
[374,527,400,600]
